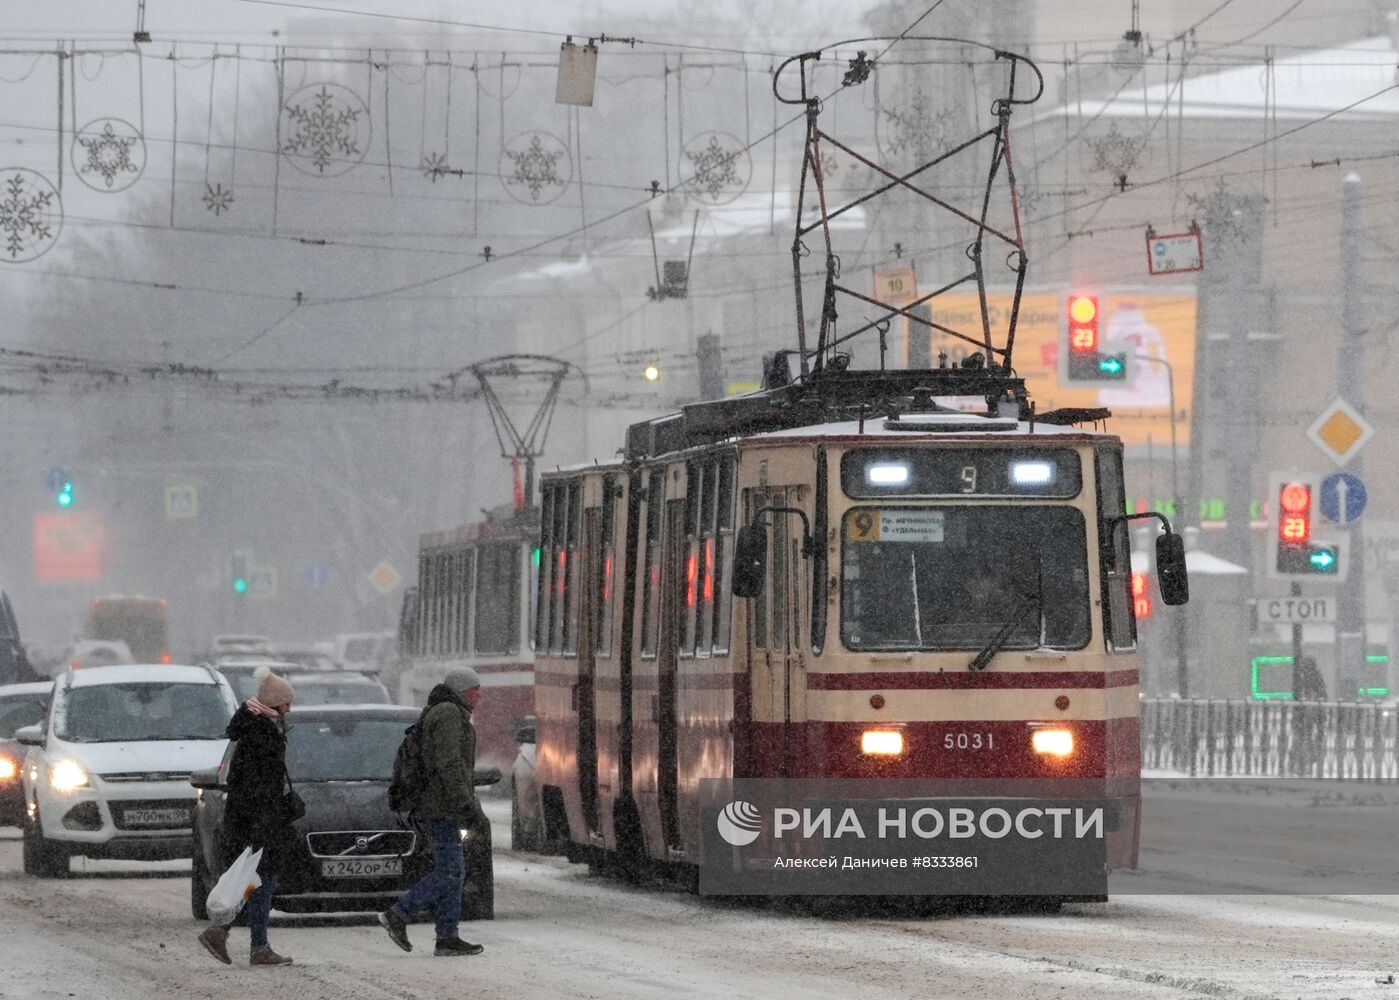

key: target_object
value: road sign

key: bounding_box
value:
[1256,595,1336,626]
[1307,398,1373,467]
[248,565,278,599]
[164,484,199,520]
[369,561,401,595]
[1319,472,1367,525]
[873,265,917,300]
[33,512,105,582]
[1146,229,1203,275]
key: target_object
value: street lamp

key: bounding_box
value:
[1132,353,1189,698]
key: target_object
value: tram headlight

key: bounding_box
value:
[860,729,905,756]
[1031,728,1074,757]
[866,462,910,486]
[1010,460,1055,486]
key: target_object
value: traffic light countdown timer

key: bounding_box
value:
[1266,472,1348,581]
[1060,293,1131,386]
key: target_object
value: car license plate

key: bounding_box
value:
[123,807,189,826]
[320,858,403,878]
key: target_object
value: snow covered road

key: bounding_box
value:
[2,798,1398,1000]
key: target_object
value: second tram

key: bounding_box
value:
[398,505,537,769]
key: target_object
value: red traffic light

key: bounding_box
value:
[1131,571,1152,620]
[1277,481,1311,544]
[1067,294,1099,352]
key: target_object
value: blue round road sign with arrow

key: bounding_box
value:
[1320,472,1367,525]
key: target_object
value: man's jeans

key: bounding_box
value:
[391,818,464,940]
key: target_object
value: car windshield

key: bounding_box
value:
[285,717,405,781]
[841,505,1090,652]
[293,680,392,706]
[54,682,231,743]
[0,692,49,737]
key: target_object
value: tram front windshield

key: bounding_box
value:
[841,506,1090,652]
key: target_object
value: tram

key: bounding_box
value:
[397,504,537,769]
[522,365,1188,896]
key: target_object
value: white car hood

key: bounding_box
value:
[56,739,228,776]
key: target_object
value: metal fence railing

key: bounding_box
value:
[1141,698,1399,781]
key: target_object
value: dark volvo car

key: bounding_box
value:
[190,705,498,920]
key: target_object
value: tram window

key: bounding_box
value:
[1096,448,1137,652]
[712,457,736,655]
[641,471,663,659]
[549,483,568,654]
[563,480,582,656]
[771,504,788,650]
[682,463,703,658]
[840,506,1090,651]
[596,477,618,658]
[475,543,521,655]
[747,491,767,649]
[697,460,719,656]
[458,549,476,655]
[535,484,556,651]
[416,553,430,657]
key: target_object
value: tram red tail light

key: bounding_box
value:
[860,730,905,756]
[1031,728,1074,757]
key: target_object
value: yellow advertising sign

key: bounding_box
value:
[906,290,1197,446]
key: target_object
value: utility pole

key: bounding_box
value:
[1335,173,1366,699]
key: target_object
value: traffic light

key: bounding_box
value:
[1268,473,1346,579]
[231,552,249,595]
[1061,293,1129,385]
[1131,570,1152,620]
[47,466,74,508]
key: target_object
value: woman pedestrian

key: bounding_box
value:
[197,666,298,967]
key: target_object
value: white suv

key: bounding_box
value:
[16,664,237,877]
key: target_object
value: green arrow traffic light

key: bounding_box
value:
[1098,356,1123,375]
[1308,547,1337,571]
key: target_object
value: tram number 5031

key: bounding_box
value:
[945,732,995,751]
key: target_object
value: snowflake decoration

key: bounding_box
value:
[72,118,145,193]
[682,131,751,206]
[1086,122,1147,189]
[422,151,455,182]
[202,182,234,216]
[878,89,957,167]
[1185,177,1263,246]
[499,132,571,205]
[281,83,370,177]
[0,168,62,262]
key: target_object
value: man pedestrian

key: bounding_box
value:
[197,666,298,967]
[378,667,485,958]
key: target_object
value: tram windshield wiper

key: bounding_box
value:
[966,567,1043,673]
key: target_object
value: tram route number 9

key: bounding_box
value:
[848,510,880,540]
[944,732,996,750]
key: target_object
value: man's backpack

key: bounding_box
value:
[388,707,432,814]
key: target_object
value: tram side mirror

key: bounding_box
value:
[1156,531,1189,606]
[731,524,768,599]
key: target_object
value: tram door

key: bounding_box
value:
[746,486,805,777]
[577,508,601,835]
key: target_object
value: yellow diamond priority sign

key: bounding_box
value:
[369,560,401,595]
[1307,398,1373,467]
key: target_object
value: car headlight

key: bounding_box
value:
[0,758,16,781]
[50,759,90,791]
[459,827,476,842]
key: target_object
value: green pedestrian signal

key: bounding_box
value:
[56,479,74,507]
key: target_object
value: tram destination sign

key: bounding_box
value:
[1255,595,1335,626]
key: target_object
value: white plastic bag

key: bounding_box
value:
[205,846,263,926]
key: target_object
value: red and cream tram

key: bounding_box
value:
[398,505,537,769]
[523,367,1187,896]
